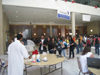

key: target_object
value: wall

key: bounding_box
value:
[3,12,9,52]
[10,25,86,38]
[0,0,4,55]
[86,21,100,35]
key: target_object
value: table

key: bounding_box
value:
[24,54,65,75]
[88,67,100,75]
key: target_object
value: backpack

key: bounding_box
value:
[56,44,62,51]
[87,39,91,45]
[95,38,99,44]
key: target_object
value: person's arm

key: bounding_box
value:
[20,45,30,59]
[90,54,94,58]
[38,40,42,45]
[42,40,47,46]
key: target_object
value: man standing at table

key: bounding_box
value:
[8,34,29,75]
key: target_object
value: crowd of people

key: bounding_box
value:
[8,33,100,75]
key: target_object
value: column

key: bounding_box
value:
[50,25,52,37]
[0,0,4,55]
[61,26,65,37]
[72,12,75,36]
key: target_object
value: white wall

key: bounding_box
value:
[2,0,100,16]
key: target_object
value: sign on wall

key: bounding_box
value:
[57,10,70,20]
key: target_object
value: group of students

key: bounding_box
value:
[38,34,76,59]
[75,34,100,55]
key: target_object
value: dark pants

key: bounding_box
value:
[49,50,56,54]
[76,44,79,54]
[39,50,47,54]
[58,51,61,55]
[95,44,99,55]
[69,47,74,58]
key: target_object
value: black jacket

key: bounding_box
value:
[38,39,47,51]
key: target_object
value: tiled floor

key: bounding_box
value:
[0,46,100,75]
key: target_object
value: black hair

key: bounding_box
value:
[41,34,45,37]
[17,34,23,40]
[48,36,52,41]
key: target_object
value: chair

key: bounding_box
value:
[0,59,8,75]
[77,57,92,75]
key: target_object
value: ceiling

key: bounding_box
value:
[3,5,100,25]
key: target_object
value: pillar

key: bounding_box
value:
[50,26,52,37]
[72,12,75,36]
[61,26,65,37]
[0,0,4,55]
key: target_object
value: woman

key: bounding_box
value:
[52,37,56,54]
[80,46,94,75]
[75,37,79,54]
[69,36,75,59]
[61,38,67,57]
[57,37,62,55]
[47,36,56,54]
[65,36,69,55]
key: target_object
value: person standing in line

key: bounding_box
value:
[57,37,62,55]
[38,34,47,54]
[52,37,56,54]
[8,34,30,75]
[94,35,99,55]
[65,36,69,55]
[86,36,91,48]
[69,36,75,59]
[47,36,56,54]
[61,38,67,57]
[75,37,79,54]
[79,35,83,52]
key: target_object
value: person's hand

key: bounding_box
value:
[21,42,24,45]
[42,45,45,47]
[40,42,42,44]
[53,50,55,51]
[29,55,32,59]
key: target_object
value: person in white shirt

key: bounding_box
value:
[80,46,94,75]
[8,34,30,75]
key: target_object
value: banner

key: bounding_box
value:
[57,10,70,20]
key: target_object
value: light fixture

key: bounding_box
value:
[34,12,36,14]
[90,29,93,32]
[44,33,46,35]
[16,16,18,17]
[59,33,60,35]
[50,13,52,15]
[34,33,36,35]
[16,11,18,13]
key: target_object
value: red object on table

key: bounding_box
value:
[32,49,38,55]
[95,6,97,9]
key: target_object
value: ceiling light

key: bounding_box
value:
[16,16,18,17]
[50,14,52,15]
[90,29,93,32]
[34,12,36,14]
[16,11,18,13]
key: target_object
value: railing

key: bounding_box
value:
[63,0,100,7]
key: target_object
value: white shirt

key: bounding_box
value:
[41,39,44,50]
[8,40,29,75]
[80,52,92,73]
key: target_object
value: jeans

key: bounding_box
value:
[95,44,99,55]
[49,50,56,54]
[79,43,83,52]
[76,44,79,54]
[61,49,65,57]
[90,73,94,75]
